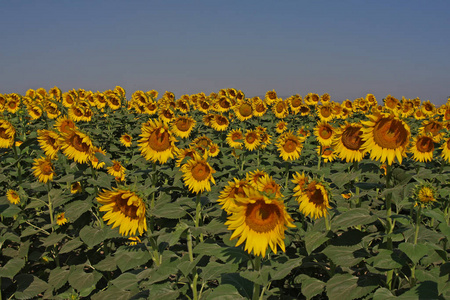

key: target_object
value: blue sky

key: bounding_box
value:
[1,1,449,105]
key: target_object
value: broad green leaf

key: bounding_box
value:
[296,275,326,300]
[398,242,429,264]
[65,200,91,222]
[269,257,303,281]
[322,245,368,267]
[91,286,134,300]
[0,258,25,279]
[201,261,239,281]
[42,232,67,247]
[240,265,271,286]
[373,287,397,300]
[367,249,406,270]
[1,205,22,217]
[148,282,180,300]
[68,265,102,297]
[220,273,253,299]
[59,237,84,254]
[115,246,151,272]
[152,202,186,219]
[111,272,139,291]
[94,255,117,272]
[14,274,50,300]
[80,226,108,248]
[206,284,245,300]
[332,208,376,230]
[48,267,70,291]
[304,230,329,255]
[396,280,438,299]
[326,273,378,300]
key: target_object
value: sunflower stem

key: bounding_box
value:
[187,230,198,300]
[47,182,55,232]
[385,164,394,290]
[284,163,290,191]
[353,161,360,207]
[12,144,23,185]
[195,193,204,243]
[252,255,262,300]
[317,146,322,171]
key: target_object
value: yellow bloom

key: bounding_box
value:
[226,129,244,148]
[0,120,15,148]
[181,153,216,194]
[276,131,304,161]
[440,137,450,163]
[58,129,94,164]
[97,188,147,236]
[32,156,55,183]
[120,134,133,147]
[210,114,229,131]
[218,178,251,214]
[6,189,20,204]
[296,180,331,219]
[243,130,260,151]
[108,160,126,181]
[37,129,60,159]
[71,182,82,194]
[234,99,254,121]
[56,212,68,226]
[409,134,435,162]
[314,121,335,147]
[139,119,178,164]
[272,99,289,119]
[225,187,295,257]
[171,115,196,138]
[332,122,367,163]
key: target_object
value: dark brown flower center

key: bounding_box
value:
[245,200,281,233]
[342,126,364,150]
[372,117,408,149]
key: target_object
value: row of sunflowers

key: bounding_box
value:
[1,87,449,299]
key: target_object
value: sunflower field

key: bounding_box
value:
[1,87,450,299]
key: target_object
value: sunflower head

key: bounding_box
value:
[413,182,437,207]
[56,212,68,226]
[276,131,304,161]
[296,178,331,219]
[120,133,133,147]
[314,121,335,147]
[32,156,55,183]
[139,119,178,164]
[181,153,216,194]
[6,189,20,205]
[409,134,435,162]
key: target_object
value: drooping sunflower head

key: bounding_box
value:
[218,178,251,214]
[320,93,331,104]
[440,137,450,163]
[181,153,216,194]
[6,189,20,205]
[318,145,336,163]
[225,187,295,257]
[32,156,55,183]
[246,169,269,186]
[297,179,331,219]
[383,95,400,112]
[419,119,444,142]
[139,119,178,164]
[314,121,335,147]
[360,113,411,165]
[56,212,68,226]
[215,96,232,112]
[108,160,126,180]
[90,146,107,169]
[211,114,229,131]
[409,134,435,163]
[37,129,60,159]
[97,188,147,236]
[291,171,309,199]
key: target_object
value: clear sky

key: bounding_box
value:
[1,0,449,105]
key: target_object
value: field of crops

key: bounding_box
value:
[1,87,449,299]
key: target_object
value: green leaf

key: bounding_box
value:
[206,284,245,300]
[397,280,438,299]
[80,226,109,248]
[269,257,303,281]
[0,258,25,279]
[111,272,139,291]
[68,265,102,297]
[201,261,239,281]
[14,274,50,300]
[91,286,134,300]
[367,249,406,270]
[148,282,180,300]
[1,205,22,217]
[373,287,397,300]
[295,275,325,300]
[304,230,329,255]
[94,255,117,272]
[240,265,271,286]
[152,201,186,219]
[41,232,67,247]
[398,242,429,264]
[48,267,70,291]
[322,245,367,267]
[220,273,253,299]
[59,237,84,254]
[65,200,91,222]
[115,246,151,272]
[332,208,377,230]
[326,273,378,300]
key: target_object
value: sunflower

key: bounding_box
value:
[225,187,295,257]
[413,183,437,206]
[421,100,436,117]
[192,136,213,149]
[176,97,191,113]
[252,98,268,117]
[208,143,220,157]
[244,129,261,151]
[71,182,82,194]
[59,129,93,164]
[6,97,20,114]
[107,94,121,110]
[181,153,216,194]
[6,189,20,205]
[360,113,411,165]
[316,103,334,122]
[44,101,60,119]
[296,179,331,219]
[218,178,251,214]
[27,105,43,120]
[246,169,269,186]
[56,212,68,226]
[287,94,303,114]
[37,129,60,159]
[120,134,133,147]
[54,116,78,134]
[418,119,444,142]
[409,134,435,162]
[275,120,288,134]
[297,126,310,139]
[264,90,280,106]
[383,95,400,112]
[234,99,254,121]
[291,172,309,199]
[211,114,229,131]
[413,110,426,120]
[318,145,336,163]
[138,119,178,164]
[97,188,147,236]
[108,160,126,181]
[175,147,202,167]
[68,105,85,122]
[342,99,353,111]
[62,93,76,108]
[314,121,335,147]
[32,156,55,183]
[332,122,367,163]
[256,174,283,198]
[196,98,211,113]
[90,146,107,169]
[257,129,272,150]
[0,120,15,148]
[276,131,304,161]
[440,138,450,163]
[272,99,289,119]
[215,96,232,112]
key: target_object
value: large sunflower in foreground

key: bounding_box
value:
[296,179,331,219]
[276,131,304,161]
[332,122,367,163]
[225,187,295,257]
[409,134,435,163]
[139,119,178,164]
[181,153,216,194]
[217,178,251,214]
[360,113,411,165]
[32,156,55,183]
[54,116,77,134]
[59,129,94,164]
[97,188,147,236]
